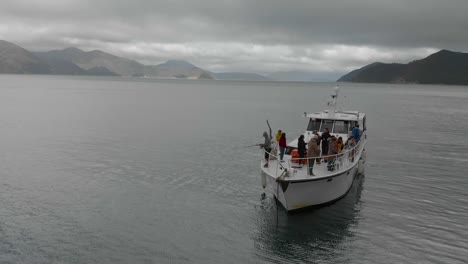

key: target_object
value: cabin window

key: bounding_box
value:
[321,120,334,132]
[307,119,321,131]
[333,120,349,134]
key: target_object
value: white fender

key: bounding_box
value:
[358,160,365,174]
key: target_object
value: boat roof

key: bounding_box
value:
[305,110,365,121]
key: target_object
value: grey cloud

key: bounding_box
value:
[0,0,467,75]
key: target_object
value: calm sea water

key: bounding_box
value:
[0,75,467,264]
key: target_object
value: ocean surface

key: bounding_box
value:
[0,75,467,264]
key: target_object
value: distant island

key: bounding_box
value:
[211,72,271,81]
[338,50,468,85]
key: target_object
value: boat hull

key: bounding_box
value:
[265,164,359,211]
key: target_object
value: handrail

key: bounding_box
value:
[264,134,364,160]
[262,131,366,177]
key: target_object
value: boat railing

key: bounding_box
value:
[263,132,366,177]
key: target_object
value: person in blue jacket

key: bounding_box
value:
[352,124,360,142]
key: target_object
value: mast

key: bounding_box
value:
[327,86,339,118]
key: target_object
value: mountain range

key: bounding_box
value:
[0,39,343,82]
[0,40,52,74]
[337,50,468,85]
[0,40,213,79]
[2,40,467,84]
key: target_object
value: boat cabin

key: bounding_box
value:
[286,110,366,149]
[306,110,366,134]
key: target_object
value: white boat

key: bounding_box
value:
[260,86,367,212]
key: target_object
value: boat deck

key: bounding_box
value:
[261,141,365,181]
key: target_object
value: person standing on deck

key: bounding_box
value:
[352,124,360,142]
[275,130,282,143]
[297,135,307,164]
[307,135,320,175]
[260,131,272,168]
[313,130,321,145]
[327,136,338,171]
[321,128,331,160]
[337,136,344,152]
[278,133,287,162]
[346,136,356,162]
[272,129,282,157]
[313,130,322,164]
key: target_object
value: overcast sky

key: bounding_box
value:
[1,0,467,77]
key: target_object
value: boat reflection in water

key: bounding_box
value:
[254,174,365,263]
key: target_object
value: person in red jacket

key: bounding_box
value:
[279,132,287,162]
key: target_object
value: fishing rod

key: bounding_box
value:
[234,143,262,149]
[236,120,274,150]
[266,119,272,139]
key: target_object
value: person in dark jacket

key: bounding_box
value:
[279,132,287,162]
[297,135,307,164]
[321,128,330,159]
